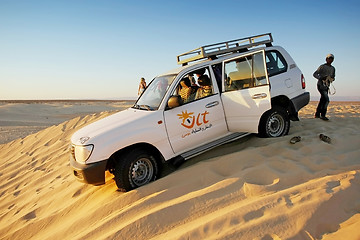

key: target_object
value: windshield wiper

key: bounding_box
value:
[132,104,152,111]
[140,105,152,110]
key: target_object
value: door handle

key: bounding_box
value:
[206,101,219,108]
[252,93,267,99]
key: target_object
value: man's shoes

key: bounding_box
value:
[319,134,331,143]
[314,114,320,118]
[320,116,329,121]
[290,136,301,144]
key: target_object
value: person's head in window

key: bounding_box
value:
[188,75,197,86]
[197,75,211,87]
[194,68,205,78]
[179,77,192,103]
[195,75,212,99]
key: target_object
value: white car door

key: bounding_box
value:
[221,50,271,133]
[163,67,228,154]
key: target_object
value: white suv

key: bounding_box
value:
[70,33,309,191]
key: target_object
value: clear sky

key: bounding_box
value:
[1,0,360,100]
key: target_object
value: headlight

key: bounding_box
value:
[73,144,94,164]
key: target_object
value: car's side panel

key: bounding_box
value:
[71,110,175,163]
[164,94,228,154]
[266,46,305,99]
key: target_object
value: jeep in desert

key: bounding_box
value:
[70,33,309,191]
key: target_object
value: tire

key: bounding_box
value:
[258,106,290,138]
[114,149,158,192]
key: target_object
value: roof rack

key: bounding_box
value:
[177,33,273,65]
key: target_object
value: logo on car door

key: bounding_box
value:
[177,110,212,138]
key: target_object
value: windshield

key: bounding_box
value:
[133,74,176,110]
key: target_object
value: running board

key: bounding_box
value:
[180,132,251,160]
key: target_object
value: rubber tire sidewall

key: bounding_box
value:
[258,106,290,138]
[114,149,158,192]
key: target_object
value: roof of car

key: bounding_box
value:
[158,33,275,77]
[159,45,274,77]
[177,33,273,66]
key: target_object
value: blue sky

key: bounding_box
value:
[1,0,360,100]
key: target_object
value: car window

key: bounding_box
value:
[265,51,288,77]
[170,67,214,106]
[224,52,267,92]
[174,75,197,104]
[134,74,176,110]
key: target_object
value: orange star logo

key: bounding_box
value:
[177,110,194,124]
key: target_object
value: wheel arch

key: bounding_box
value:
[258,104,290,138]
[271,95,298,121]
[106,143,165,173]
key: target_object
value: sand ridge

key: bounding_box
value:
[0,101,135,144]
[0,102,359,239]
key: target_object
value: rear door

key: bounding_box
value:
[221,50,271,133]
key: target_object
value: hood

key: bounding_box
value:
[71,108,153,145]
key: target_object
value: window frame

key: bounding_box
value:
[265,50,288,77]
[166,66,217,109]
[222,51,269,93]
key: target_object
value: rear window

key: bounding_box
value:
[265,51,287,77]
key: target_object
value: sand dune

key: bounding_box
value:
[0,100,134,144]
[0,102,359,239]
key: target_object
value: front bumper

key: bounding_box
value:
[70,155,107,185]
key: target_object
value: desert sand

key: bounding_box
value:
[0,100,134,144]
[0,101,359,240]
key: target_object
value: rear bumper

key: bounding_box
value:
[70,156,107,185]
[291,92,310,112]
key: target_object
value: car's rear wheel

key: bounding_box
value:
[114,149,158,192]
[259,106,290,137]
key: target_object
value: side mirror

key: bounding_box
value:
[167,95,183,109]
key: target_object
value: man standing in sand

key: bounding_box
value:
[313,54,336,121]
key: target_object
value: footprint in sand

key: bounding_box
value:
[13,190,21,197]
[50,175,62,184]
[72,189,82,198]
[326,180,340,193]
[243,206,265,222]
[261,234,282,240]
[283,195,294,208]
[9,171,19,179]
[22,210,36,221]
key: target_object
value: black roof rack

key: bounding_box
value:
[177,33,273,66]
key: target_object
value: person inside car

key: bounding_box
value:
[195,74,212,99]
[179,77,193,103]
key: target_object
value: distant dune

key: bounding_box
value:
[0,100,135,144]
[0,101,359,239]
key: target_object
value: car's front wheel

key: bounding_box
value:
[259,106,290,138]
[114,149,158,192]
